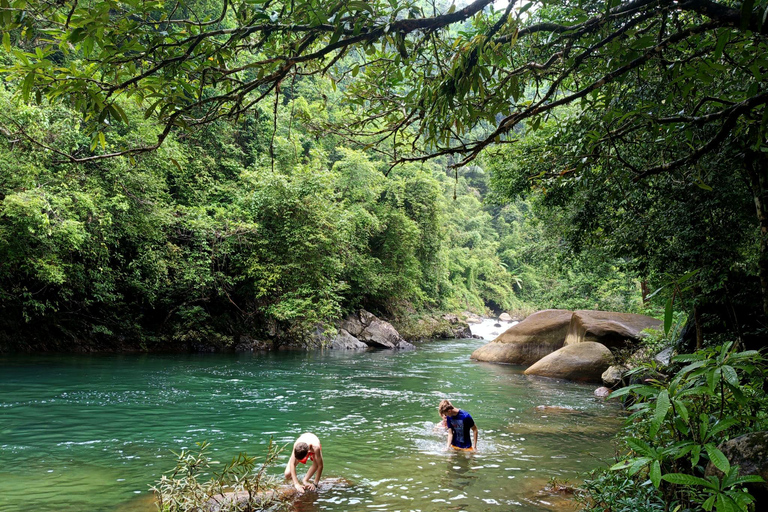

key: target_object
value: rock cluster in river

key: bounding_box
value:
[471,309,662,383]
[331,310,415,350]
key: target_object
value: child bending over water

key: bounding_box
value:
[284,432,324,493]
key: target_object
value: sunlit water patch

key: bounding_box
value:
[0,329,622,512]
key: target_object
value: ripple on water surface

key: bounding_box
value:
[0,332,623,512]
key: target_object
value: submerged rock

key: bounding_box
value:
[534,405,580,414]
[594,386,611,399]
[470,309,572,365]
[207,478,353,512]
[563,310,662,349]
[524,342,613,382]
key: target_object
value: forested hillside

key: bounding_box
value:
[0,77,638,350]
[1,0,765,352]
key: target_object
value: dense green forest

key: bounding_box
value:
[0,0,662,351]
[1,0,764,352]
[0,78,641,350]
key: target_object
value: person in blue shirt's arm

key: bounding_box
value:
[438,399,478,451]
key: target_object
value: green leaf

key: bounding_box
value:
[605,384,640,399]
[702,495,716,511]
[650,460,661,488]
[741,0,756,31]
[717,493,735,512]
[110,102,129,124]
[22,71,34,103]
[661,473,714,488]
[679,360,707,376]
[692,445,701,468]
[655,390,670,424]
[707,368,720,393]
[610,460,632,471]
[664,298,673,335]
[628,457,653,476]
[710,418,739,437]
[721,365,738,386]
[2,31,9,53]
[705,444,730,474]
[170,158,183,172]
[733,475,766,485]
[627,438,655,457]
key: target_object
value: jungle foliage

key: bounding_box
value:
[1,0,766,348]
[580,343,768,512]
[0,79,642,349]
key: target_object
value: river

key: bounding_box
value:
[0,320,623,512]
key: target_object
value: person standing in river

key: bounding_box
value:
[284,432,324,493]
[438,399,478,451]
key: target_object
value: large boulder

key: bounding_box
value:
[340,310,413,349]
[329,329,369,350]
[705,432,768,503]
[524,342,613,382]
[563,310,662,349]
[470,309,572,365]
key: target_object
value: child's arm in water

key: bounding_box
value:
[285,454,305,493]
[472,424,478,451]
[303,448,324,490]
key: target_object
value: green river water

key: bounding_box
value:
[0,325,624,512]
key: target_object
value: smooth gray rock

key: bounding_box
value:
[499,313,513,322]
[340,310,411,349]
[594,386,612,398]
[654,347,674,366]
[602,365,627,388]
[330,329,368,350]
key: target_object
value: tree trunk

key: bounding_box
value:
[745,150,768,319]
[641,279,650,304]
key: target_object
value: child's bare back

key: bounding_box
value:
[284,433,324,493]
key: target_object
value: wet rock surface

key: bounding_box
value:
[524,342,613,383]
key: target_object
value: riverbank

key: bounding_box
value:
[0,309,484,354]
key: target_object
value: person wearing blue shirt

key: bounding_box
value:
[438,399,478,451]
